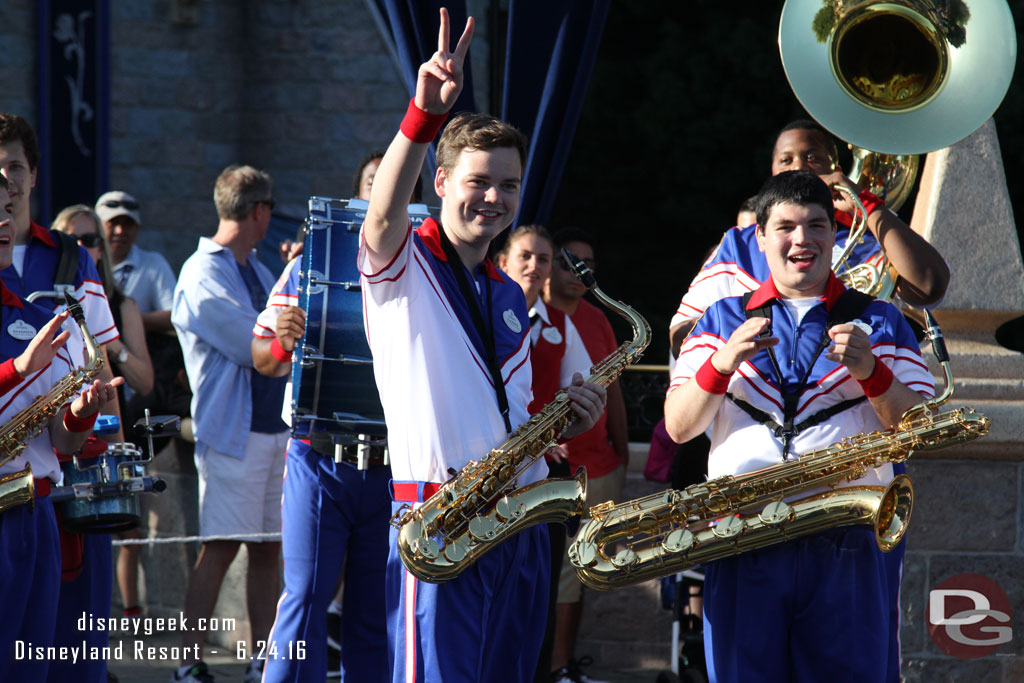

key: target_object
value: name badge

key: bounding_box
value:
[8,319,36,341]
[851,320,874,336]
[503,309,522,334]
[541,326,563,345]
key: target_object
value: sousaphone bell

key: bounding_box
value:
[779,0,1017,156]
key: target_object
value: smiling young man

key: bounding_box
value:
[359,10,606,683]
[668,119,950,359]
[665,171,934,683]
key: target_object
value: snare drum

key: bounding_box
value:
[55,443,146,533]
[291,197,431,438]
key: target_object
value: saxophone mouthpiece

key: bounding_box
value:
[923,309,948,364]
[561,249,597,290]
[63,291,86,325]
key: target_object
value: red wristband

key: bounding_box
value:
[858,188,884,217]
[270,337,292,363]
[857,358,894,398]
[63,409,98,433]
[0,359,21,395]
[695,357,733,395]
[400,98,448,144]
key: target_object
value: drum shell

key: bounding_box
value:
[57,443,144,533]
[290,197,431,438]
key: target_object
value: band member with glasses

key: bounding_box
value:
[360,10,605,682]
[0,175,123,682]
[543,226,629,683]
[171,165,288,683]
[666,171,933,683]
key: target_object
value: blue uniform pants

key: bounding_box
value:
[703,527,898,683]
[48,532,113,683]
[386,501,549,683]
[263,438,392,682]
[0,497,61,681]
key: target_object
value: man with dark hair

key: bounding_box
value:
[171,165,288,683]
[666,171,934,682]
[668,119,950,358]
[0,174,122,681]
[543,226,628,683]
[359,10,605,682]
[0,111,126,683]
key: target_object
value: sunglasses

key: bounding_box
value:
[258,199,275,211]
[77,233,103,248]
[101,199,139,211]
[557,257,597,274]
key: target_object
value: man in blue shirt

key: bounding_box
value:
[171,165,288,683]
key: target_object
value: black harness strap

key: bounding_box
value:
[436,225,513,435]
[51,229,80,289]
[728,288,874,457]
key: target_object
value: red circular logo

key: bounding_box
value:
[927,573,1013,659]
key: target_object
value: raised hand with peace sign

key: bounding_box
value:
[415,8,474,116]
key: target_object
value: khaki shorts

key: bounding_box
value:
[558,464,626,603]
[195,431,289,542]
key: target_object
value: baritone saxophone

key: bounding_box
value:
[392,249,651,583]
[569,311,990,590]
[0,293,104,512]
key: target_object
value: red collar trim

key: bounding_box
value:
[417,217,503,282]
[30,221,56,248]
[0,282,24,309]
[745,272,846,312]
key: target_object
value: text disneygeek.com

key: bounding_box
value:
[12,611,241,663]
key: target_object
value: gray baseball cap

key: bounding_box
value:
[95,190,141,225]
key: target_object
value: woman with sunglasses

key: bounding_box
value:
[52,205,154,399]
[51,204,155,648]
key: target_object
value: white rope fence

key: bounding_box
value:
[112,531,281,545]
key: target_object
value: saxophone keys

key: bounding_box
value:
[712,515,746,539]
[758,501,793,527]
[661,528,695,554]
[443,538,470,563]
[569,541,598,568]
[494,496,523,521]
[412,537,440,560]
[611,547,639,569]
[468,515,500,542]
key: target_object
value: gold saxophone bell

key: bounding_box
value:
[0,465,35,514]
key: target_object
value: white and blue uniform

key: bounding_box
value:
[670,274,934,683]
[1,221,119,683]
[359,217,547,683]
[670,221,882,333]
[258,258,392,683]
[0,283,83,681]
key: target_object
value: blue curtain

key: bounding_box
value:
[377,0,609,227]
[500,0,610,227]
[376,0,477,176]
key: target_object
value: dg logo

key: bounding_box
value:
[927,573,1013,659]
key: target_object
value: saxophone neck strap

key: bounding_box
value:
[436,224,512,434]
[737,288,875,457]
